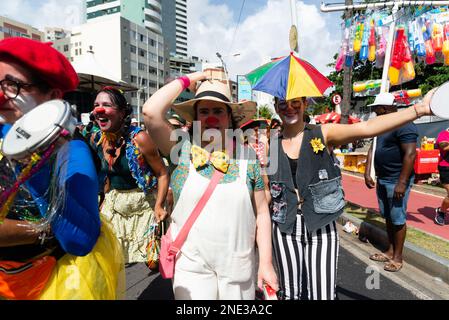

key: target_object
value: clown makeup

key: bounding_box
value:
[196,100,230,131]
[13,92,38,115]
[93,92,125,133]
[0,61,55,123]
[277,98,305,125]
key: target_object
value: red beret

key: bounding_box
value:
[0,37,79,93]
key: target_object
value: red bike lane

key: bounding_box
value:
[341,172,449,241]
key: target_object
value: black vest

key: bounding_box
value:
[268,125,345,234]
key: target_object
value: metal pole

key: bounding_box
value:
[290,0,299,54]
[380,3,399,93]
[341,0,353,124]
[136,24,140,126]
[156,34,160,90]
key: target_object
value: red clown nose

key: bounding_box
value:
[206,116,219,127]
[94,107,106,114]
[0,92,6,107]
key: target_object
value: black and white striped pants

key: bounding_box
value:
[272,211,339,300]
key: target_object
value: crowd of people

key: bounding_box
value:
[0,37,441,300]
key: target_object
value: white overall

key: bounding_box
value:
[171,160,256,300]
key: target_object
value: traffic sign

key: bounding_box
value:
[332,94,342,105]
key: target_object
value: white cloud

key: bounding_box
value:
[2,0,84,31]
[188,0,340,79]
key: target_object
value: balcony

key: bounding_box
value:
[147,0,162,12]
[144,8,162,23]
[144,20,162,35]
[86,0,120,13]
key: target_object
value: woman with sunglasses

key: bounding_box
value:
[84,87,169,265]
[268,93,434,300]
[143,72,278,300]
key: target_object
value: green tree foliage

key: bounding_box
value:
[257,104,273,120]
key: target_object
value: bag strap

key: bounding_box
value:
[170,170,224,253]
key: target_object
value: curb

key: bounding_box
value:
[338,208,449,285]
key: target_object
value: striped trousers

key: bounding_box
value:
[272,211,339,300]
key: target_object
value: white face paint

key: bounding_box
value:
[13,93,38,115]
[282,113,300,125]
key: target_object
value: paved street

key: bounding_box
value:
[336,245,417,300]
[125,229,437,300]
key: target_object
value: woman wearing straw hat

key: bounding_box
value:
[143,72,278,300]
[267,91,434,300]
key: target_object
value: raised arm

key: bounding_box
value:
[323,89,434,147]
[142,72,208,156]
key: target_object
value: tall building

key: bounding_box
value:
[0,16,44,41]
[86,0,162,35]
[53,14,168,119]
[161,0,188,57]
[45,27,70,42]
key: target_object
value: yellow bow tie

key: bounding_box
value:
[191,145,230,173]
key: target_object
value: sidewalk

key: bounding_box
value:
[342,172,449,241]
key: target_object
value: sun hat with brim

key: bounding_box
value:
[172,80,257,127]
[367,92,396,108]
[240,118,270,130]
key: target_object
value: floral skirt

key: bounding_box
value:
[101,188,156,264]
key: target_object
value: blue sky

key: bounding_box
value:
[2,0,343,77]
[209,0,342,30]
[189,0,343,77]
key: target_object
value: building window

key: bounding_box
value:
[131,75,137,83]
[130,45,137,54]
[139,49,146,57]
[64,45,69,52]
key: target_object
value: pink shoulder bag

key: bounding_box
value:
[159,170,224,279]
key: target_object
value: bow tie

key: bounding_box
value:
[191,145,230,173]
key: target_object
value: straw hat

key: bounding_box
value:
[172,80,256,127]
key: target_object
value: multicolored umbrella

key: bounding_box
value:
[246,52,334,100]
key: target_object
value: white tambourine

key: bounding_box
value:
[1,100,76,160]
[430,81,449,119]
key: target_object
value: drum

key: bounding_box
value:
[430,81,449,119]
[1,100,76,160]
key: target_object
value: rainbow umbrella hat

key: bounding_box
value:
[245,52,334,100]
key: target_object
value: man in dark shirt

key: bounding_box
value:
[364,93,418,272]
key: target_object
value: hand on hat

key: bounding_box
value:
[186,71,211,93]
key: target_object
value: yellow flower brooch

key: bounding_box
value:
[310,138,325,154]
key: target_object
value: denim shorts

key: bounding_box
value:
[376,178,413,226]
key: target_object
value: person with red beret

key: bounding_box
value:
[0,37,124,300]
